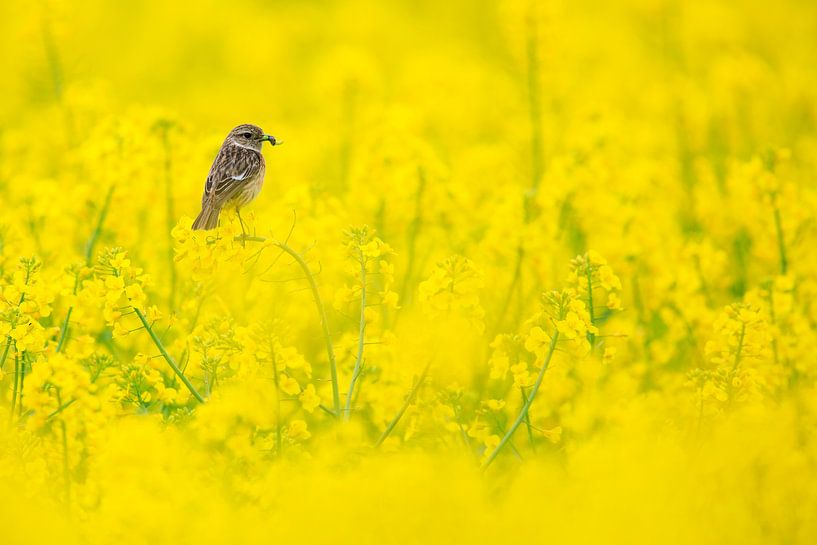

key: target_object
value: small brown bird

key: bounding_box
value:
[192,124,280,231]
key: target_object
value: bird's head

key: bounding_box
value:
[227,124,280,152]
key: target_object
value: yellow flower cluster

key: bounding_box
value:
[1,258,53,356]
[418,255,485,332]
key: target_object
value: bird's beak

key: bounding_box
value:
[261,134,281,146]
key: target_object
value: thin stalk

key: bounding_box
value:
[10,349,19,423]
[494,18,544,334]
[773,205,788,275]
[766,287,781,369]
[339,80,357,189]
[375,362,431,447]
[55,307,73,353]
[134,307,204,403]
[269,239,340,416]
[726,322,747,406]
[731,322,747,373]
[239,235,341,416]
[489,414,523,460]
[398,169,426,309]
[493,246,524,334]
[57,186,114,353]
[586,266,596,350]
[0,341,10,372]
[17,353,27,417]
[521,387,537,452]
[42,15,75,141]
[56,390,72,502]
[1,269,31,369]
[344,248,368,420]
[64,182,110,345]
[525,16,544,220]
[161,127,177,308]
[482,330,559,470]
[693,255,714,307]
[42,18,64,101]
[270,347,283,455]
[85,185,114,264]
[56,270,80,353]
[453,405,479,462]
[47,398,76,420]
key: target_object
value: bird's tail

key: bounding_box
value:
[192,202,221,230]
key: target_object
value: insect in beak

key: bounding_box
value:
[262,134,281,146]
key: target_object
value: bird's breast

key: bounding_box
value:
[234,159,265,208]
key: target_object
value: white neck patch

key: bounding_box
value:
[230,140,261,152]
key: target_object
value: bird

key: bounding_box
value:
[192,123,280,232]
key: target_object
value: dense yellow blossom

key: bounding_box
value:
[2,0,817,543]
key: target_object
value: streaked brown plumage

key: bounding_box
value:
[192,124,280,230]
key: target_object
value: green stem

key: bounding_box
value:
[47,398,76,420]
[274,240,340,417]
[521,387,537,452]
[481,330,559,470]
[41,17,64,102]
[731,322,746,374]
[375,362,431,447]
[773,205,788,275]
[56,185,114,355]
[56,270,79,353]
[161,126,177,308]
[398,169,426,310]
[85,185,115,265]
[453,405,478,461]
[10,348,19,423]
[344,248,368,420]
[525,16,544,221]
[2,268,32,369]
[56,307,73,353]
[239,235,341,417]
[494,18,543,335]
[134,307,204,403]
[56,390,72,502]
[17,353,27,417]
[494,246,524,335]
[586,266,596,350]
[270,346,283,455]
[0,341,10,372]
[726,322,747,405]
[61,186,108,353]
[489,414,523,460]
[766,287,781,369]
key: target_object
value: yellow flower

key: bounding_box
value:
[112,321,130,339]
[489,353,509,380]
[524,326,550,357]
[484,399,506,411]
[299,384,321,413]
[483,434,500,451]
[125,283,146,306]
[104,276,125,292]
[587,250,607,266]
[598,265,621,291]
[279,374,301,396]
[287,420,311,440]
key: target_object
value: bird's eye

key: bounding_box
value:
[242,132,252,139]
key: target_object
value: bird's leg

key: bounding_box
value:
[237,208,247,246]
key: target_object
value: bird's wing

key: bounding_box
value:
[203,145,262,208]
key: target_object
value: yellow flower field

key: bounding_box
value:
[2,0,817,543]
